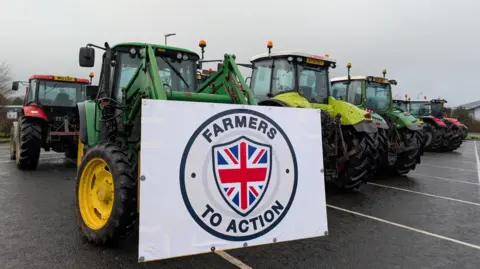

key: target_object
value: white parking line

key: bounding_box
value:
[410,173,480,185]
[421,156,477,164]
[367,182,480,206]
[419,163,477,173]
[327,205,480,250]
[474,141,480,183]
[0,152,62,159]
[216,251,252,269]
[0,156,64,164]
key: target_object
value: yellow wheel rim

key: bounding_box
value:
[78,157,115,230]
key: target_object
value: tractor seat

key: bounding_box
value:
[55,93,73,105]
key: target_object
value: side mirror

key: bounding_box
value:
[197,62,203,70]
[79,47,95,67]
[11,81,19,91]
[85,85,99,100]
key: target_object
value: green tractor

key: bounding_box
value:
[75,40,256,245]
[331,65,424,175]
[408,98,463,152]
[245,41,378,190]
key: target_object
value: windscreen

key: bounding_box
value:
[430,103,444,118]
[37,80,87,106]
[298,63,329,104]
[250,57,330,104]
[365,82,391,111]
[409,102,430,117]
[393,101,408,112]
[117,50,197,101]
[331,80,363,105]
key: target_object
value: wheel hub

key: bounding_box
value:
[78,158,115,230]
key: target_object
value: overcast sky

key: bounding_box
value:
[2,0,479,107]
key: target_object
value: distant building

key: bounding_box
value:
[456,100,480,120]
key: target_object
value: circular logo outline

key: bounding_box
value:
[179,108,298,241]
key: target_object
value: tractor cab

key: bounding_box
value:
[12,75,90,108]
[249,42,336,108]
[409,100,431,117]
[331,68,397,115]
[429,98,447,118]
[393,99,409,112]
[100,43,202,100]
[197,68,216,84]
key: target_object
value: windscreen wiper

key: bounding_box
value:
[159,56,190,89]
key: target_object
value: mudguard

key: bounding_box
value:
[370,112,389,129]
[443,117,461,126]
[312,96,371,125]
[420,116,446,127]
[77,102,88,144]
[77,100,100,146]
[353,121,378,133]
[23,106,47,121]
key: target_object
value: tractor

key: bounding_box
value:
[242,41,378,190]
[75,40,258,245]
[331,65,424,176]
[196,68,215,84]
[9,74,93,169]
[408,98,463,152]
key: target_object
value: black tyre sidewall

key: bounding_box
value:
[75,142,138,245]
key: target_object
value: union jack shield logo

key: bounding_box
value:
[212,136,272,217]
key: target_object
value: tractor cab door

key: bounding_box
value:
[250,59,273,102]
[25,79,37,106]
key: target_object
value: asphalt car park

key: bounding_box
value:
[0,142,479,269]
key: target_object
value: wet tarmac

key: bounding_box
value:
[0,141,479,269]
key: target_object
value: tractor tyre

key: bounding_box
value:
[75,142,138,245]
[374,128,389,172]
[65,145,78,159]
[9,127,16,160]
[15,117,42,170]
[392,130,422,175]
[337,129,376,190]
[443,132,463,152]
[424,123,442,152]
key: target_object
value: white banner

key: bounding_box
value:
[139,99,327,262]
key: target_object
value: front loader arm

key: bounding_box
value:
[197,54,257,105]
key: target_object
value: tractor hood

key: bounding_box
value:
[268,92,312,108]
[391,110,423,131]
[311,96,374,126]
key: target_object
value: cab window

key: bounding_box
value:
[250,59,273,102]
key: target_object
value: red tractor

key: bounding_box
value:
[410,98,463,152]
[9,74,94,170]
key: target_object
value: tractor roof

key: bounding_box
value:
[112,42,198,56]
[331,75,396,85]
[409,100,429,104]
[331,76,368,82]
[250,51,337,64]
[29,75,90,83]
